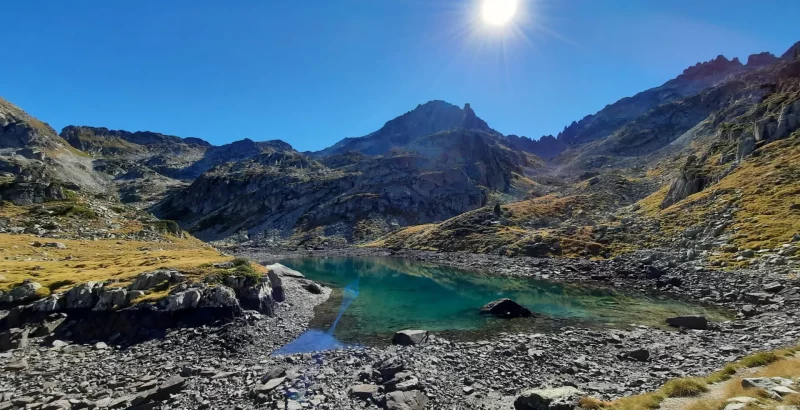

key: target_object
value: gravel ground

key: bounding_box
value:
[1,247,799,410]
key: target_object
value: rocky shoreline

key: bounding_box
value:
[1,247,798,409]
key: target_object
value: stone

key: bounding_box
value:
[129,269,183,291]
[385,390,428,410]
[0,328,29,352]
[304,282,322,294]
[164,289,202,311]
[4,358,28,371]
[201,286,240,308]
[266,263,305,278]
[763,282,785,293]
[31,294,65,312]
[772,386,799,396]
[32,315,66,337]
[0,280,42,304]
[64,281,101,309]
[253,376,285,393]
[622,348,650,362]
[93,287,128,311]
[392,330,429,346]
[480,298,533,318]
[348,384,380,401]
[238,279,275,314]
[43,242,67,249]
[374,356,405,380]
[267,270,285,302]
[666,316,708,330]
[514,386,584,410]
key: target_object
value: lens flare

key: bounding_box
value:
[482,0,518,26]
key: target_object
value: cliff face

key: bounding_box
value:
[154,128,532,242]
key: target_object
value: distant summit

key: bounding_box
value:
[315,100,495,157]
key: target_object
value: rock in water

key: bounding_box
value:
[392,330,429,346]
[666,316,708,330]
[514,386,584,410]
[480,298,533,318]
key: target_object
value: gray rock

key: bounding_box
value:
[266,263,305,278]
[622,348,650,362]
[763,282,784,293]
[392,330,429,346]
[348,384,380,401]
[201,286,239,308]
[129,269,184,291]
[304,282,322,294]
[93,287,128,311]
[514,386,584,410]
[43,242,67,249]
[4,358,28,371]
[31,294,65,312]
[666,316,708,330]
[163,289,202,311]
[480,298,533,318]
[0,328,29,352]
[385,390,428,410]
[0,280,42,304]
[374,356,405,380]
[267,270,285,302]
[65,281,101,309]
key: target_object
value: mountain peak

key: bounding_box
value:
[676,55,744,82]
[782,41,800,60]
[746,52,779,67]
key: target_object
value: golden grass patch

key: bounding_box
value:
[0,233,233,291]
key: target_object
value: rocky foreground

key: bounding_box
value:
[0,248,798,410]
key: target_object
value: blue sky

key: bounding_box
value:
[1,0,798,152]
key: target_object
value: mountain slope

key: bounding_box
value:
[154,104,543,243]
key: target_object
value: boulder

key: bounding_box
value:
[31,314,66,337]
[621,348,650,362]
[0,280,42,304]
[374,356,405,380]
[267,270,285,302]
[514,386,584,410]
[93,287,128,311]
[31,294,65,312]
[129,269,184,291]
[201,286,240,309]
[666,316,708,330]
[480,298,533,318]
[0,328,29,352]
[266,263,305,278]
[763,282,784,293]
[238,280,275,315]
[304,282,322,294]
[392,330,429,346]
[163,289,202,311]
[385,372,420,392]
[64,282,101,309]
[385,390,428,410]
[348,384,381,401]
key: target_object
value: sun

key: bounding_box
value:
[481,0,518,26]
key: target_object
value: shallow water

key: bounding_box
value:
[279,257,728,348]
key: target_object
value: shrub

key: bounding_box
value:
[705,363,737,383]
[661,378,708,397]
[739,352,778,368]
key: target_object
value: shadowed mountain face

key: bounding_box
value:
[153,114,539,242]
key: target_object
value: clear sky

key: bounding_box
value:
[2,0,798,152]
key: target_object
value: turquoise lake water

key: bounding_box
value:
[280,257,727,347]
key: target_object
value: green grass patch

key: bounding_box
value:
[739,352,779,368]
[661,378,708,397]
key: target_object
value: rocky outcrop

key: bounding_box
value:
[660,155,710,208]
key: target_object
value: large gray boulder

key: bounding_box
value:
[223,276,274,315]
[129,269,184,291]
[0,328,29,352]
[392,330,429,346]
[480,298,533,318]
[514,386,584,410]
[65,282,101,309]
[266,263,305,278]
[163,289,202,311]
[0,280,42,304]
[201,286,239,308]
[93,287,128,311]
